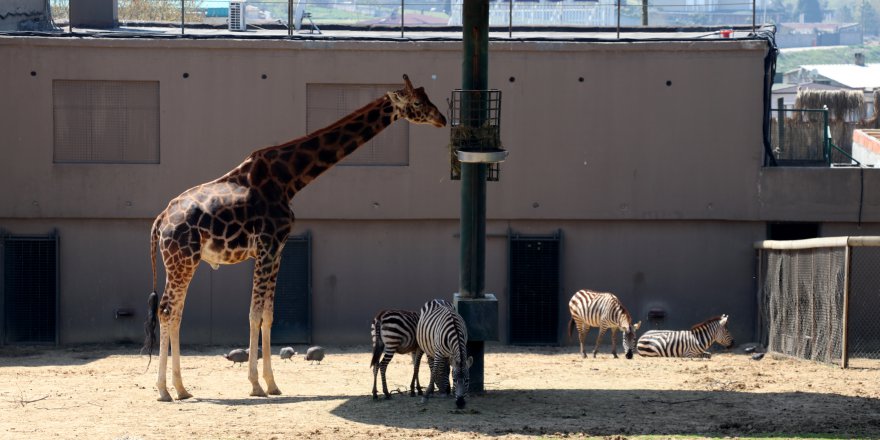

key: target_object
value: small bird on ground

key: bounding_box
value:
[245,348,263,359]
[744,346,756,353]
[280,346,297,361]
[751,352,765,361]
[223,349,248,366]
[305,346,325,364]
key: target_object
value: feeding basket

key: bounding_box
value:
[448,89,506,181]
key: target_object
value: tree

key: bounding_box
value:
[795,0,823,22]
[860,0,879,35]
[837,4,854,22]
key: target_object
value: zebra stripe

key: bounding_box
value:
[568,289,641,359]
[370,309,424,400]
[416,299,471,409]
[637,314,735,358]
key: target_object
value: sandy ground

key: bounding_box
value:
[1,344,879,439]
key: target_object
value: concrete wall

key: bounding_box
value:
[1,35,878,346]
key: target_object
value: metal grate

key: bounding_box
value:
[306,84,409,166]
[756,237,880,368]
[848,247,880,364]
[53,80,160,164]
[272,232,311,344]
[508,231,561,345]
[3,234,59,345]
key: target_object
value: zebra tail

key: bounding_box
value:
[370,321,384,369]
[567,318,575,341]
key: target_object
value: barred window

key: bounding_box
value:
[53,80,160,164]
[306,83,409,166]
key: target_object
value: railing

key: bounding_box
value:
[770,106,861,167]
[47,0,765,36]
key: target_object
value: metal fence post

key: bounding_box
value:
[289,0,293,36]
[401,0,405,38]
[181,0,185,35]
[841,244,851,368]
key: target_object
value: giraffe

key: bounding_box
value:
[143,74,446,402]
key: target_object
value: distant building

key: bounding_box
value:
[775,22,863,48]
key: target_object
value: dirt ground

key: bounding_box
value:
[1,344,879,439]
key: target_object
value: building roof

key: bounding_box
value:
[799,63,880,89]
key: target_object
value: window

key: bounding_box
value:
[53,80,160,164]
[306,83,409,166]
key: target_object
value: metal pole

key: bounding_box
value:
[401,0,405,38]
[752,0,756,33]
[289,0,293,36]
[616,0,621,39]
[509,0,513,38]
[461,0,489,394]
[642,0,647,26]
[181,0,185,35]
[776,98,784,156]
[841,245,851,368]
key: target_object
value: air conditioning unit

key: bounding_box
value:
[228,1,246,32]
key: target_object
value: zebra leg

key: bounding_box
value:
[577,324,590,358]
[410,350,424,396]
[371,358,380,400]
[421,356,436,404]
[610,328,619,359]
[379,351,395,399]
[593,327,607,358]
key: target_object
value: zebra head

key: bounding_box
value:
[622,321,642,359]
[714,314,735,348]
[452,355,473,409]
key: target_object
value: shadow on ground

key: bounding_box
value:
[330,388,880,438]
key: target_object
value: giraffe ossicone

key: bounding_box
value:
[143,74,446,402]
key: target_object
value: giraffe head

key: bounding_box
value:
[388,74,447,128]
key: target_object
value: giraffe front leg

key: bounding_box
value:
[169,317,193,400]
[155,318,173,402]
[261,308,281,395]
[247,309,267,397]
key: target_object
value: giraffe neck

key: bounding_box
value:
[242,94,401,200]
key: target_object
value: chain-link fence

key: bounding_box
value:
[756,237,880,369]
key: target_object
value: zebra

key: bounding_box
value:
[567,289,641,359]
[370,309,424,400]
[637,314,735,358]
[416,299,472,409]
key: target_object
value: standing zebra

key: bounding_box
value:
[416,299,472,409]
[370,309,424,400]
[568,289,641,359]
[637,314,735,358]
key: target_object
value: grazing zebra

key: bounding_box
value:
[637,314,735,358]
[568,289,641,359]
[416,299,472,409]
[370,309,424,400]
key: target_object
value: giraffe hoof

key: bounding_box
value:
[250,389,268,398]
[268,387,282,396]
[157,394,173,402]
[176,391,193,400]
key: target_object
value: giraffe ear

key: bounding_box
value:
[402,74,414,94]
[633,321,641,331]
[388,90,404,105]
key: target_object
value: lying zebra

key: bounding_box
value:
[637,314,735,358]
[370,309,424,400]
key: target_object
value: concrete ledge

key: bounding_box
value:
[454,293,499,342]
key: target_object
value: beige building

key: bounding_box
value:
[1,30,878,347]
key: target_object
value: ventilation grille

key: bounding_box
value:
[273,233,311,344]
[53,80,160,164]
[4,234,58,344]
[307,84,409,166]
[509,232,561,345]
[228,1,246,31]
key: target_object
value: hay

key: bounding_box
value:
[794,89,866,122]
[447,124,502,179]
[771,116,855,163]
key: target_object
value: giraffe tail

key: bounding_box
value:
[142,217,161,368]
[142,291,159,369]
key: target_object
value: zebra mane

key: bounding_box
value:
[452,313,468,367]
[690,315,722,330]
